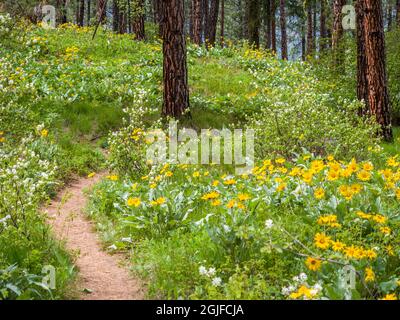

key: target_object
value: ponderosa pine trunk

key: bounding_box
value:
[397,0,400,26]
[220,0,225,46]
[118,11,126,34]
[132,0,145,40]
[332,0,345,64]
[271,0,277,52]
[306,1,313,57]
[320,0,327,51]
[207,0,220,46]
[356,0,369,116]
[279,0,287,59]
[264,0,272,49]
[301,21,306,61]
[87,0,91,25]
[112,0,119,32]
[364,0,392,141]
[247,0,261,48]
[162,0,190,118]
[97,0,107,23]
[203,0,209,40]
[313,1,317,51]
[76,0,80,25]
[79,0,85,26]
[191,0,202,44]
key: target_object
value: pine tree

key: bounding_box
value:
[271,0,277,53]
[356,0,369,115]
[306,1,313,57]
[132,0,145,40]
[162,0,190,117]
[247,0,261,48]
[279,0,287,59]
[332,0,345,64]
[191,0,202,44]
[364,0,393,141]
[320,0,327,51]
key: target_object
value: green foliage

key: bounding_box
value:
[387,28,400,123]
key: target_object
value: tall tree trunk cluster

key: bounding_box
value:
[356,0,392,141]
[262,0,276,53]
[76,0,85,26]
[188,0,220,46]
[111,0,145,39]
[96,0,107,23]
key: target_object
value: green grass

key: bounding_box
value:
[382,127,400,155]
[190,57,254,97]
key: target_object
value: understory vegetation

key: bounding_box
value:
[1,16,400,300]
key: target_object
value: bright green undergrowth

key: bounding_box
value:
[1,16,400,300]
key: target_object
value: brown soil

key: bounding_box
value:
[44,173,144,300]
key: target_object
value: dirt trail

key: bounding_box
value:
[44,173,144,300]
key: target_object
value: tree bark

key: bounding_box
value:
[132,0,145,40]
[271,0,276,52]
[313,0,317,51]
[112,0,119,32]
[364,0,392,141]
[220,0,225,46]
[162,0,190,118]
[301,20,306,61]
[247,0,261,48]
[356,0,369,116]
[79,0,85,26]
[263,0,272,49]
[332,0,345,50]
[189,0,194,39]
[191,0,202,44]
[57,0,68,24]
[87,0,91,25]
[118,11,126,34]
[397,0,400,26]
[76,0,80,24]
[279,0,287,59]
[97,0,107,23]
[203,0,210,41]
[207,0,220,46]
[306,1,313,57]
[320,0,327,51]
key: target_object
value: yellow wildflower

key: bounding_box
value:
[381,293,397,300]
[314,187,325,199]
[314,233,331,250]
[238,193,251,201]
[226,200,236,209]
[127,197,141,207]
[305,257,321,271]
[365,267,375,282]
[357,170,371,181]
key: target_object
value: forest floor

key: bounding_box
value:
[44,172,144,300]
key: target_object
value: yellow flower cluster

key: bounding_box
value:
[289,285,318,300]
[317,215,341,228]
[314,232,377,260]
